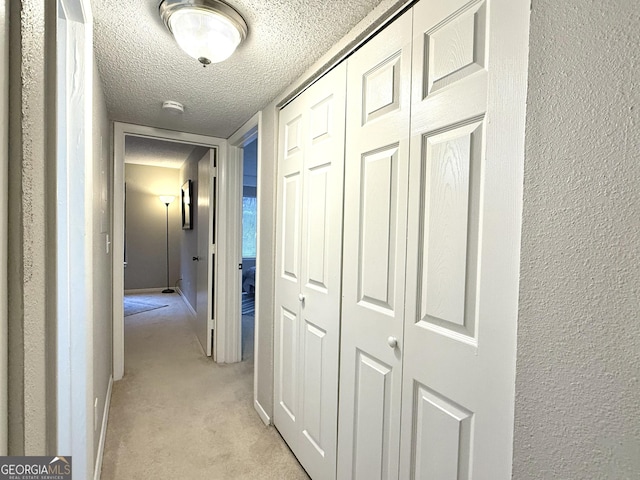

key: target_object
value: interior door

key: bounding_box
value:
[337,12,413,480]
[274,63,347,479]
[195,149,215,356]
[399,0,529,477]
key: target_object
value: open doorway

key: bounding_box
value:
[241,138,258,361]
[112,123,226,380]
[226,113,262,382]
[122,136,215,356]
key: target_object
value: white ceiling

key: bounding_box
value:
[125,136,209,169]
[92,0,386,139]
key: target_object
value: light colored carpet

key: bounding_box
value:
[123,296,168,317]
[101,292,309,480]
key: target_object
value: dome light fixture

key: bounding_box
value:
[159,0,248,66]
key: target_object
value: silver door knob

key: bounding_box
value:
[387,336,398,349]
[298,293,305,302]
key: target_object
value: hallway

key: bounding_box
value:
[101,292,309,479]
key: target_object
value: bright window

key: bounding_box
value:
[242,196,257,257]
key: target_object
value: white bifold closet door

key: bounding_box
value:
[338,0,529,477]
[399,0,528,478]
[337,11,413,480]
[274,62,347,480]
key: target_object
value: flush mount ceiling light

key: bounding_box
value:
[159,0,248,66]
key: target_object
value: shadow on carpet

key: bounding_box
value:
[124,298,168,317]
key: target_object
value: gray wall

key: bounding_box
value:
[124,163,181,290]
[514,0,640,477]
[91,59,112,465]
[179,148,209,310]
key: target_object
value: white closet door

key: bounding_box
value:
[399,0,529,478]
[337,11,413,480]
[274,88,305,453]
[274,63,347,480]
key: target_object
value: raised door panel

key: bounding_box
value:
[338,11,412,480]
[400,0,529,478]
[305,165,329,292]
[412,385,473,480]
[352,352,393,480]
[357,146,399,314]
[281,171,301,282]
[301,320,326,455]
[419,121,483,340]
[278,307,298,421]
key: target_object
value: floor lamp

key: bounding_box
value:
[159,195,176,294]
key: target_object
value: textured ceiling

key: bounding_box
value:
[125,135,209,169]
[92,0,385,138]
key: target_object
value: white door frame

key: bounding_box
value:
[112,122,226,380]
[224,112,261,365]
[56,0,94,476]
[0,0,9,456]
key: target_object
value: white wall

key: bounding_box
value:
[514,0,640,477]
[92,58,112,465]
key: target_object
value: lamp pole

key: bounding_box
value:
[160,195,175,293]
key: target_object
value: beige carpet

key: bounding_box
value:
[101,292,309,480]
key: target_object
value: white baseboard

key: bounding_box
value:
[254,398,271,426]
[124,287,164,294]
[176,286,197,317]
[93,375,113,480]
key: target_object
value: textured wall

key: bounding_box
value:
[91,59,113,464]
[514,0,640,477]
[254,106,276,418]
[0,0,9,456]
[7,0,57,454]
[179,148,208,311]
[124,164,181,290]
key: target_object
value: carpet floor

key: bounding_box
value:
[101,292,309,480]
[123,296,168,317]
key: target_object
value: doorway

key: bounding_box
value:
[226,113,267,423]
[241,138,258,361]
[112,123,226,380]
